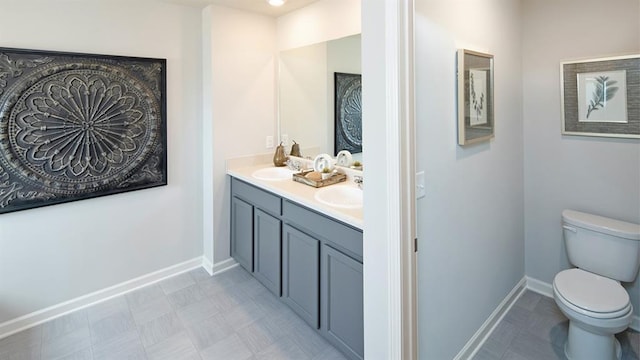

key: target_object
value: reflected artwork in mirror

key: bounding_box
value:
[334,72,362,154]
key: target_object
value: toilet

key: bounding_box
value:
[553,209,640,360]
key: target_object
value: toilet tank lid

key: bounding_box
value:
[562,210,640,240]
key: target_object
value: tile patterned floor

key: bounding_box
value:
[2,268,638,360]
[472,290,640,360]
[0,266,346,360]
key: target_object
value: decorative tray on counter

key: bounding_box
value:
[293,169,347,188]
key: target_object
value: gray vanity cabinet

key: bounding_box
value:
[253,209,281,295]
[230,178,282,295]
[230,176,363,360]
[282,200,363,360]
[282,224,320,329]
[230,196,253,272]
[322,244,364,360]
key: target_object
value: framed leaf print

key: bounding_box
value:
[457,49,494,146]
[561,54,639,138]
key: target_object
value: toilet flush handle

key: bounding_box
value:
[563,225,577,233]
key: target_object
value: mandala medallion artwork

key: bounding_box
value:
[334,72,362,155]
[0,48,167,214]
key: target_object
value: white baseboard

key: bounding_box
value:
[455,277,527,360]
[525,276,639,332]
[0,257,203,340]
[202,256,215,275]
[202,257,237,276]
[525,276,553,298]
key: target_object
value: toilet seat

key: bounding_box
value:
[554,269,631,319]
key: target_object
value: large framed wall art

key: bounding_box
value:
[334,72,362,155]
[457,49,494,146]
[0,47,167,214]
[560,54,639,138]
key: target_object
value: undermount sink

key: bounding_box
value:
[252,167,295,181]
[314,185,363,209]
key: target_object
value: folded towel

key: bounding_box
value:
[306,171,322,181]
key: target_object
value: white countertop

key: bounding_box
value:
[227,164,363,230]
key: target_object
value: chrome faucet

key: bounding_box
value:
[354,176,363,189]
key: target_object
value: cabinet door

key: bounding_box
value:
[282,224,320,329]
[321,245,364,360]
[253,209,282,295]
[231,196,253,272]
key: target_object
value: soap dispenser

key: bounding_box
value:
[273,142,287,167]
[290,141,301,157]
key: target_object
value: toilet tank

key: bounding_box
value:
[562,209,640,282]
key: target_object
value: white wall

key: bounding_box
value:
[276,0,361,157]
[360,1,395,358]
[205,0,361,267]
[523,0,640,319]
[414,0,525,358]
[0,0,203,324]
[205,5,277,263]
[276,0,361,51]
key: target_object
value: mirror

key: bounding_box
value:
[278,34,362,164]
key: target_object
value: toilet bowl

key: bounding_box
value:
[553,268,633,360]
[552,210,640,360]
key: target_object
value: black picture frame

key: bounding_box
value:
[334,72,362,155]
[0,47,167,214]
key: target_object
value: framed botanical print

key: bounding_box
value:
[457,49,494,146]
[560,54,639,138]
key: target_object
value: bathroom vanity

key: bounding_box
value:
[227,165,363,360]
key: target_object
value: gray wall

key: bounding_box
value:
[523,0,640,318]
[415,0,525,358]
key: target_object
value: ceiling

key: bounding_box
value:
[164,0,319,17]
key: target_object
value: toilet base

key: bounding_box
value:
[564,321,622,360]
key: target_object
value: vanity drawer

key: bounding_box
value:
[283,200,362,261]
[231,178,281,216]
